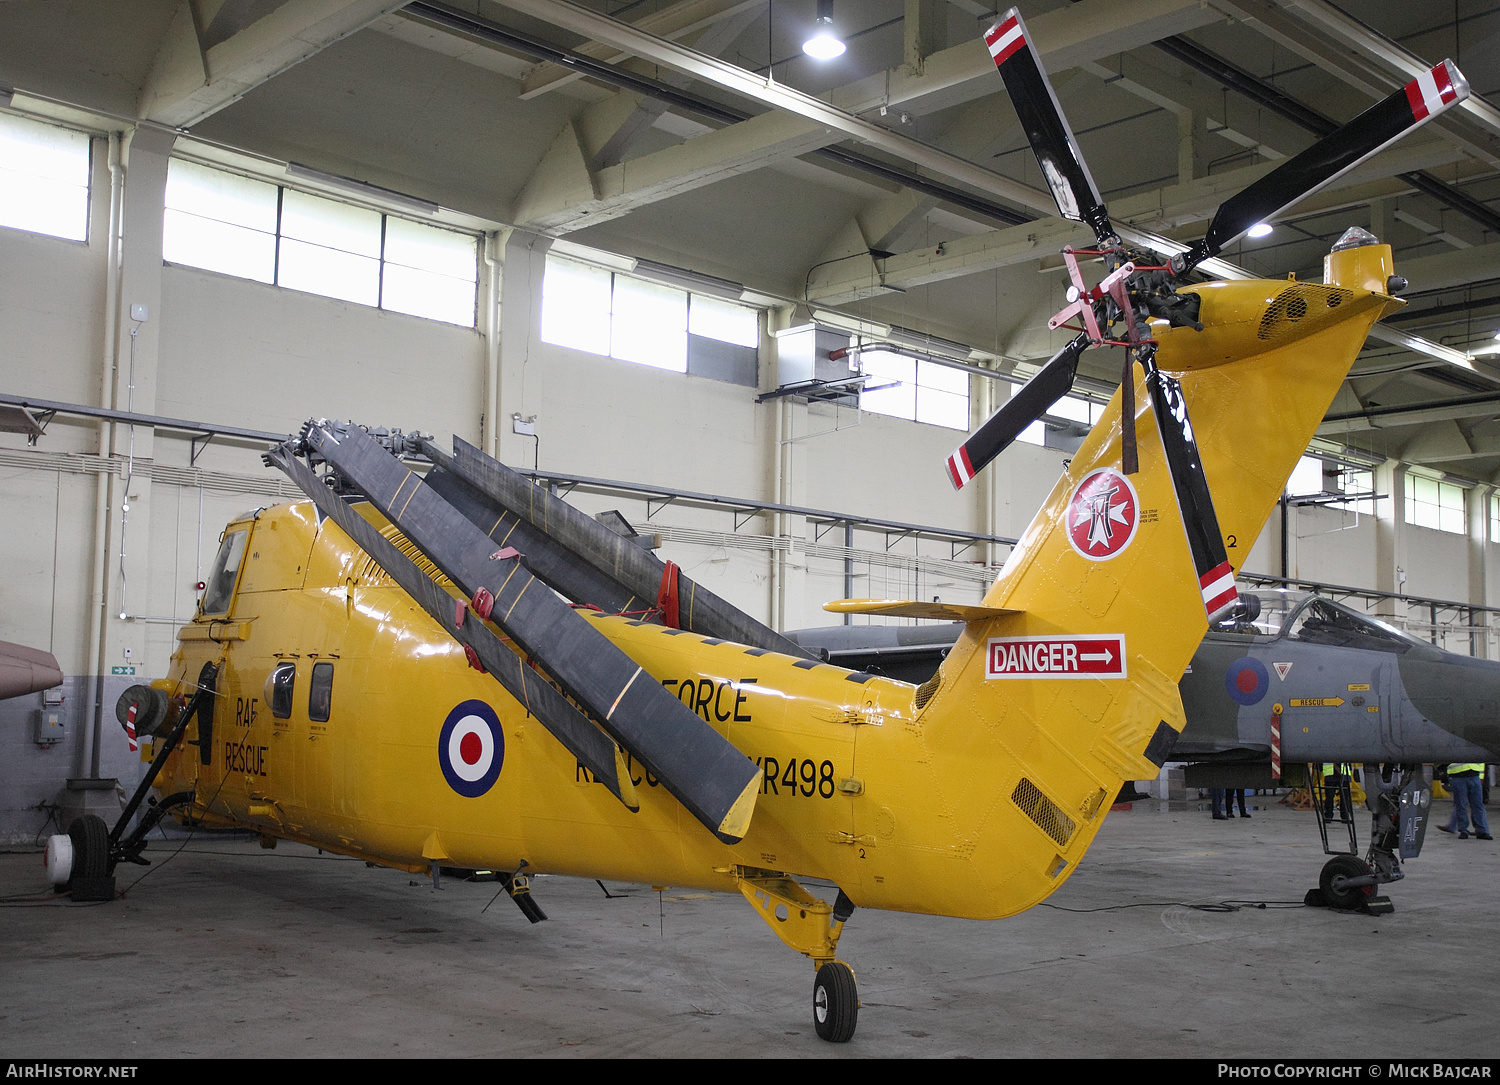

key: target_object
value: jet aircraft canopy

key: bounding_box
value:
[1214,590,1431,654]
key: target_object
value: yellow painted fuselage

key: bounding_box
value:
[149,245,1402,924]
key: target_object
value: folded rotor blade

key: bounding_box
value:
[985,8,1112,243]
[266,443,640,812]
[946,334,1088,490]
[301,423,763,844]
[1176,59,1469,276]
[1144,365,1237,620]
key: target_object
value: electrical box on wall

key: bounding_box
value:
[34,709,63,747]
[34,687,65,747]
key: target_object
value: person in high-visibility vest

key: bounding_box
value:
[1321,764,1349,821]
[1437,764,1492,841]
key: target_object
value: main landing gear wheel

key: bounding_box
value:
[813,961,858,1043]
[1320,854,1374,911]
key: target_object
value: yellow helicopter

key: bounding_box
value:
[48,10,1468,1044]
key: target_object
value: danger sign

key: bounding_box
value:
[986,634,1127,680]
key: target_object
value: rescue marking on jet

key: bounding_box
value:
[1273,662,1293,680]
[1065,468,1139,561]
[986,634,1127,679]
[1290,697,1345,708]
[1348,683,1370,691]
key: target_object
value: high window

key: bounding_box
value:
[0,112,91,242]
[163,159,478,327]
[1405,469,1466,534]
[540,254,760,386]
[858,350,969,430]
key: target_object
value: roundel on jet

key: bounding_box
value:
[1225,657,1269,706]
[438,699,505,797]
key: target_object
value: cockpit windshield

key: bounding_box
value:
[1209,589,1302,637]
[1285,596,1429,654]
[1209,589,1429,653]
[201,528,249,616]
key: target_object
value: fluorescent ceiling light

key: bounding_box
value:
[803,1,845,59]
[1246,222,1273,238]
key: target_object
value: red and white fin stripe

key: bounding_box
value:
[1200,560,1238,616]
[983,11,1025,67]
[946,444,975,491]
[1404,60,1465,122]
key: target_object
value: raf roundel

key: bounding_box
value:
[1225,657,1269,706]
[1065,467,1139,561]
[438,699,505,798]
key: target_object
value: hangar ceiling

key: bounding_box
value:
[4,0,1500,479]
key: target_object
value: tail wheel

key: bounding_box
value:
[1319,854,1375,911]
[66,814,111,893]
[812,961,858,1043]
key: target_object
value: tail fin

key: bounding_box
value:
[913,243,1402,916]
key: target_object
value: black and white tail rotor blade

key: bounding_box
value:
[1174,59,1470,276]
[946,334,1088,490]
[985,8,1113,243]
[1143,363,1237,620]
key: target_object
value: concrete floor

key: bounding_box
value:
[3,798,1497,1059]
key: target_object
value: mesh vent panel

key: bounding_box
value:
[914,670,941,710]
[1012,777,1077,845]
[1257,285,1353,342]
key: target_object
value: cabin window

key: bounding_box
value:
[200,529,249,615]
[269,662,296,719]
[309,662,333,723]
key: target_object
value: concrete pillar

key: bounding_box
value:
[904,0,946,74]
[480,227,513,457]
[1373,459,1406,618]
[1468,484,1490,656]
[77,123,175,806]
[1368,197,1397,246]
[496,229,552,470]
[764,307,808,631]
[982,371,1013,570]
[1177,110,1199,186]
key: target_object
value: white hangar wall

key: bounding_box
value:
[1,123,1498,841]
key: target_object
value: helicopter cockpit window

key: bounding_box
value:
[268,662,296,719]
[200,529,249,616]
[1287,599,1425,654]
